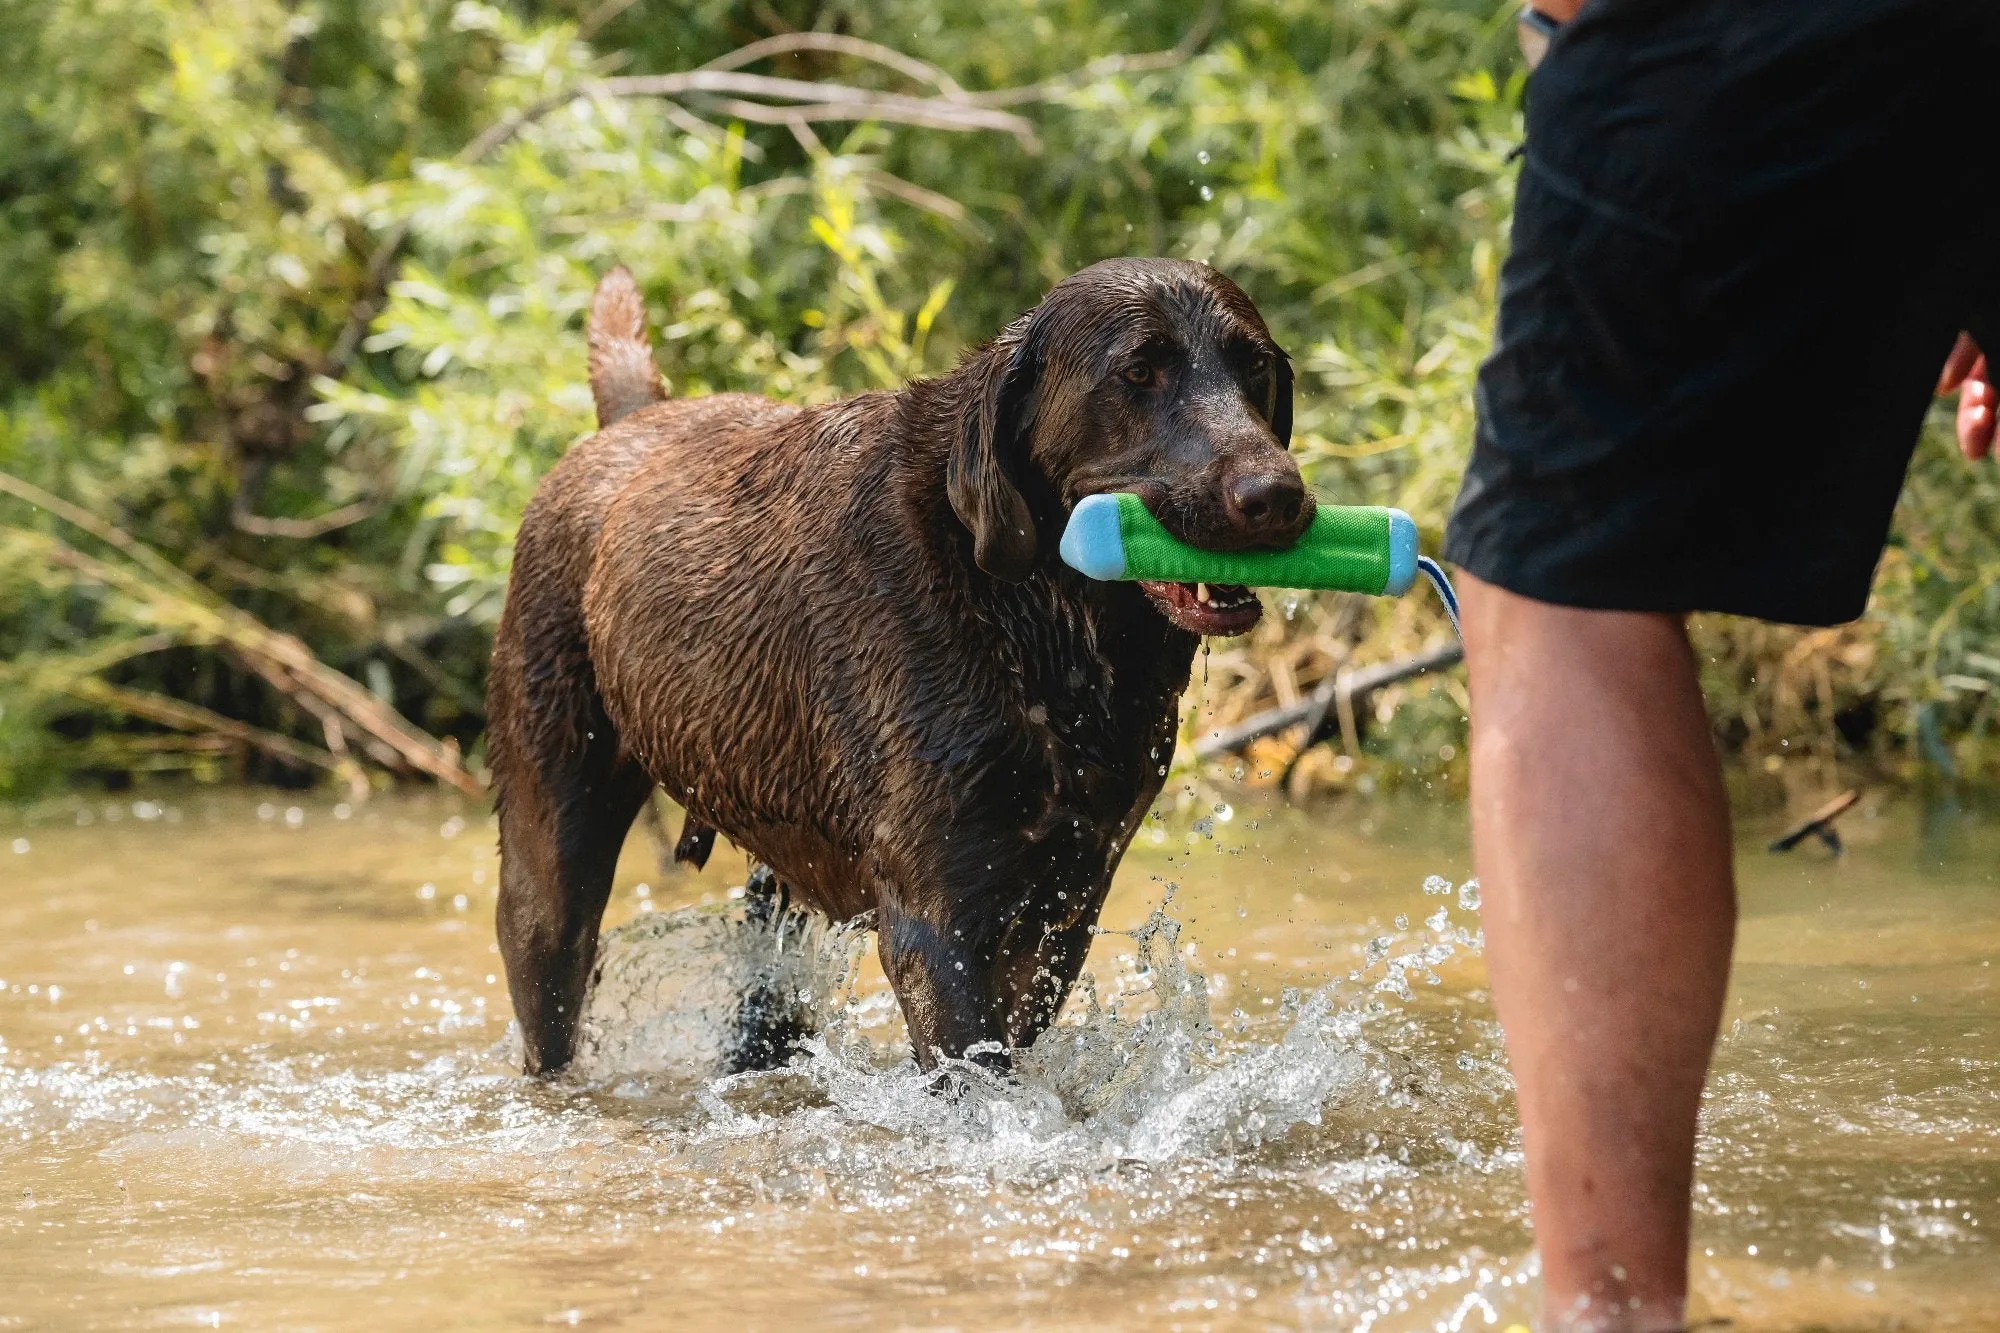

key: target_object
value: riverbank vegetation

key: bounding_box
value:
[3,0,1995,801]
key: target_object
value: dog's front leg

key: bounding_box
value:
[993,887,1105,1052]
[875,900,1010,1073]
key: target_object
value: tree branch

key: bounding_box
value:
[67,678,341,775]
[599,71,1036,140]
[862,169,977,230]
[231,493,382,540]
[962,0,1222,107]
[1191,643,1463,762]
[698,32,968,99]
[577,0,641,41]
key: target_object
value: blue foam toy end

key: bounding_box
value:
[1384,509,1419,596]
[1059,493,1128,580]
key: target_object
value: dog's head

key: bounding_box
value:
[948,258,1310,636]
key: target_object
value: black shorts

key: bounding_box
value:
[1443,0,2000,626]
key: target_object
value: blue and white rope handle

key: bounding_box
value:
[1417,555,1461,641]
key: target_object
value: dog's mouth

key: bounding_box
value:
[1137,580,1263,637]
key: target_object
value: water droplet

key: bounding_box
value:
[9,838,27,855]
[1196,149,1211,165]
[1199,185,1213,201]
[1394,914,1408,931]
[1423,874,1451,895]
[1458,880,1482,911]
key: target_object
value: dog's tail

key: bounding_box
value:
[587,265,667,428]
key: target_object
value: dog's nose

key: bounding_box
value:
[1226,471,1307,543]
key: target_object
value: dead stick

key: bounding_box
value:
[1768,789,1861,854]
[1192,643,1463,761]
[67,680,340,774]
[22,526,480,793]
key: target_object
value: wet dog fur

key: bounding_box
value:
[488,258,1311,1076]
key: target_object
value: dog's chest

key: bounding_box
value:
[995,590,1186,822]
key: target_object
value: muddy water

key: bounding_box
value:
[0,788,1994,1331]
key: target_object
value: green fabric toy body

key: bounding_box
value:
[1058,492,1419,596]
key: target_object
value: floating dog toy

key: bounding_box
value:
[1058,492,1459,633]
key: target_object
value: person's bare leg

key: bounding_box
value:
[1460,573,1736,1331]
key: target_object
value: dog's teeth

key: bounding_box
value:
[1196,583,1209,604]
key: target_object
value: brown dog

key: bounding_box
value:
[488,257,1312,1076]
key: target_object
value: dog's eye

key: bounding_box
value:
[1122,362,1158,387]
[1245,351,1272,376]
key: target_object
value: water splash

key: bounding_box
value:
[568,876,1499,1180]
[568,901,869,1081]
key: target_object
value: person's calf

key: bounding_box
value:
[1459,574,1736,1330]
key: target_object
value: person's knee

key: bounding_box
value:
[1461,573,1713,774]
[1463,576,1694,700]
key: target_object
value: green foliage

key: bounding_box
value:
[1,0,1994,797]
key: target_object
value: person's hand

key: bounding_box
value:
[1937,332,1995,461]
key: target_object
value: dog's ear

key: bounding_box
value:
[948,331,1041,583]
[1269,348,1295,449]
